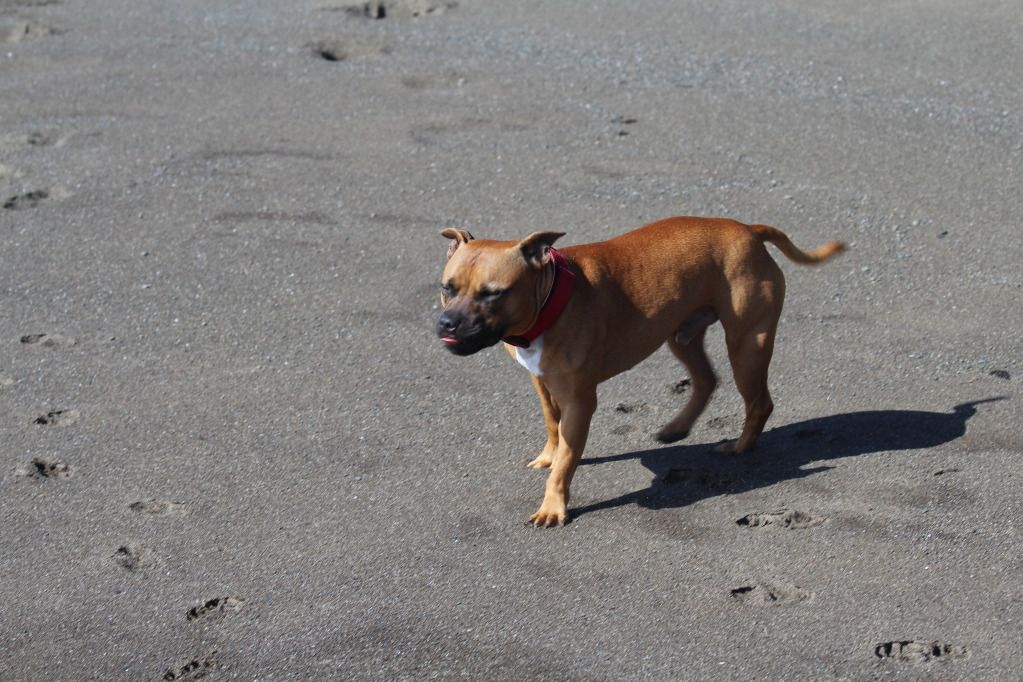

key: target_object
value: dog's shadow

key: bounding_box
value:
[573,398,1004,517]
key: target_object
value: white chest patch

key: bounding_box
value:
[513,334,544,375]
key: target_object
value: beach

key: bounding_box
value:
[1,0,1021,679]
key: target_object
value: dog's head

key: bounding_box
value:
[436,228,564,355]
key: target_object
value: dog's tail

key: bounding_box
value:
[750,224,847,265]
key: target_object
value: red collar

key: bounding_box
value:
[503,248,575,349]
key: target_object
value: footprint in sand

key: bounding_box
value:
[730,581,812,606]
[0,131,59,151]
[333,0,456,19]
[307,38,393,62]
[611,114,637,137]
[112,544,157,572]
[25,130,54,145]
[736,508,825,529]
[670,379,691,394]
[163,653,220,681]
[129,499,185,515]
[659,467,737,491]
[33,409,79,427]
[0,18,51,44]
[309,40,347,61]
[874,640,970,664]
[186,597,245,622]
[3,189,49,210]
[19,457,71,479]
[20,333,76,348]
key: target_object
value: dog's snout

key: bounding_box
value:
[436,308,501,355]
[437,311,460,335]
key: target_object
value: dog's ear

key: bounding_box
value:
[441,227,474,259]
[518,231,565,267]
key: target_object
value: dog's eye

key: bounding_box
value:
[479,288,505,302]
[441,282,457,298]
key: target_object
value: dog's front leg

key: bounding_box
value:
[528,386,596,527]
[526,375,561,468]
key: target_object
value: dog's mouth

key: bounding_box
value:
[437,325,504,356]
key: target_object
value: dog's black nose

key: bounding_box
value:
[437,311,459,336]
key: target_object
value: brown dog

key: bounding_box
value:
[437,217,845,526]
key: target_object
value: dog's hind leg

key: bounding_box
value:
[715,314,779,454]
[656,317,718,444]
[713,246,786,454]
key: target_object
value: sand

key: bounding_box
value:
[1,0,1020,679]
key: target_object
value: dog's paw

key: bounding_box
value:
[655,426,689,444]
[528,501,568,527]
[526,455,553,468]
[713,440,737,454]
[714,439,755,454]
[526,444,556,468]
